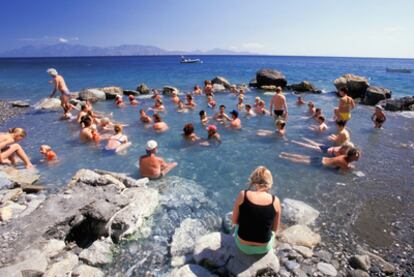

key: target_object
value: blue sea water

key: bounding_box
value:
[0,55,413,275]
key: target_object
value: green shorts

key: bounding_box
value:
[233,225,275,255]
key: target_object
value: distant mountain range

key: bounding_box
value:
[0,44,254,57]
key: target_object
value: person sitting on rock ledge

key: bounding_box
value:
[0,128,33,169]
[232,166,281,255]
[139,140,177,179]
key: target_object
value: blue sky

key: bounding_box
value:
[1,0,413,58]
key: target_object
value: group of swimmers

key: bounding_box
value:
[1,68,390,177]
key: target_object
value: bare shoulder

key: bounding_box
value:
[273,195,281,210]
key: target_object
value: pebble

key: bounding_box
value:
[284,260,300,272]
[317,262,337,276]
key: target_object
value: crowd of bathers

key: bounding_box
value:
[1,68,390,177]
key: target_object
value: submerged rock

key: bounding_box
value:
[79,88,106,102]
[282,198,320,226]
[163,86,180,96]
[379,96,414,111]
[363,86,392,105]
[278,225,321,248]
[333,74,369,99]
[193,232,280,276]
[136,83,150,94]
[98,86,123,100]
[211,76,231,89]
[11,100,30,108]
[256,68,287,88]
[170,218,209,257]
[34,98,61,111]
[287,81,320,93]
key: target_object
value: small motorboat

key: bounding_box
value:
[386,67,412,73]
[180,56,202,64]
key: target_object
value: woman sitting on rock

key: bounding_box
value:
[0,128,33,169]
[232,166,281,255]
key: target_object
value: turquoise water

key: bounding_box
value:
[1,56,414,275]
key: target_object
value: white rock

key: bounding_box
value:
[20,194,46,217]
[79,88,106,102]
[171,264,216,277]
[44,252,79,277]
[109,187,159,241]
[0,172,12,189]
[41,239,66,259]
[279,225,321,248]
[72,264,105,277]
[292,245,313,258]
[0,249,48,277]
[171,218,208,257]
[34,98,62,111]
[317,262,337,276]
[282,198,320,226]
[212,84,226,92]
[79,239,113,266]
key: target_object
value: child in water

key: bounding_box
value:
[128,95,139,106]
[207,96,216,108]
[309,116,328,133]
[371,105,386,128]
[115,95,125,107]
[296,96,305,105]
[207,125,221,143]
[245,104,256,117]
[275,120,286,137]
[199,110,209,125]
[40,145,57,161]
[140,109,152,124]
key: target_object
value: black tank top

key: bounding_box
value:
[238,190,276,243]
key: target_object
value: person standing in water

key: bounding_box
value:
[334,87,355,122]
[269,87,288,119]
[371,105,386,128]
[47,68,71,115]
[139,140,177,179]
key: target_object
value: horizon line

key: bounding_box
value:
[0,54,414,60]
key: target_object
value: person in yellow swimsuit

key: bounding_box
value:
[47,68,71,115]
[334,87,355,121]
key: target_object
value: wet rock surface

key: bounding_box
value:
[333,74,370,99]
[0,100,29,125]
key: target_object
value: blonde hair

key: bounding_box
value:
[249,166,273,188]
[9,128,27,138]
[114,124,123,133]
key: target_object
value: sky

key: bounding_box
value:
[1,0,413,58]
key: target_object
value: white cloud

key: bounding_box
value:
[242,42,264,50]
[58,37,68,43]
[383,26,403,34]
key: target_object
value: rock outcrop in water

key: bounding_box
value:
[99,86,123,100]
[363,86,392,106]
[79,88,107,102]
[136,83,150,94]
[0,168,156,276]
[286,81,321,93]
[34,97,62,111]
[163,86,180,96]
[254,68,288,89]
[211,76,232,89]
[333,74,370,99]
[379,96,414,111]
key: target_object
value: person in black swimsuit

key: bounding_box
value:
[232,166,281,255]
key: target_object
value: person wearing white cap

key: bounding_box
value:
[139,140,177,179]
[371,105,386,128]
[47,68,71,115]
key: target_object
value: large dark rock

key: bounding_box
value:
[100,87,123,100]
[287,81,321,93]
[211,76,231,89]
[136,83,150,94]
[363,86,392,105]
[333,74,370,99]
[378,96,414,111]
[256,69,287,88]
[249,79,258,88]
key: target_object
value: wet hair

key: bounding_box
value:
[315,108,321,114]
[245,104,252,109]
[9,128,27,138]
[80,116,92,127]
[186,94,193,100]
[194,85,199,90]
[81,104,87,111]
[139,109,145,113]
[183,123,194,136]
[204,80,211,86]
[249,166,273,188]
[275,86,282,92]
[318,116,325,122]
[199,110,206,117]
[114,124,122,134]
[308,101,314,107]
[336,120,347,127]
[230,110,239,118]
[276,120,286,129]
[346,147,361,160]
[153,113,162,122]
[339,87,348,94]
[219,105,226,109]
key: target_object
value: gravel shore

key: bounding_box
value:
[0,100,28,126]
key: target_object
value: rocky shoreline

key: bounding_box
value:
[0,100,29,126]
[0,168,403,276]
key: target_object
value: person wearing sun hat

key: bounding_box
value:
[138,140,177,179]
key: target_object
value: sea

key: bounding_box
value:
[0,55,413,275]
